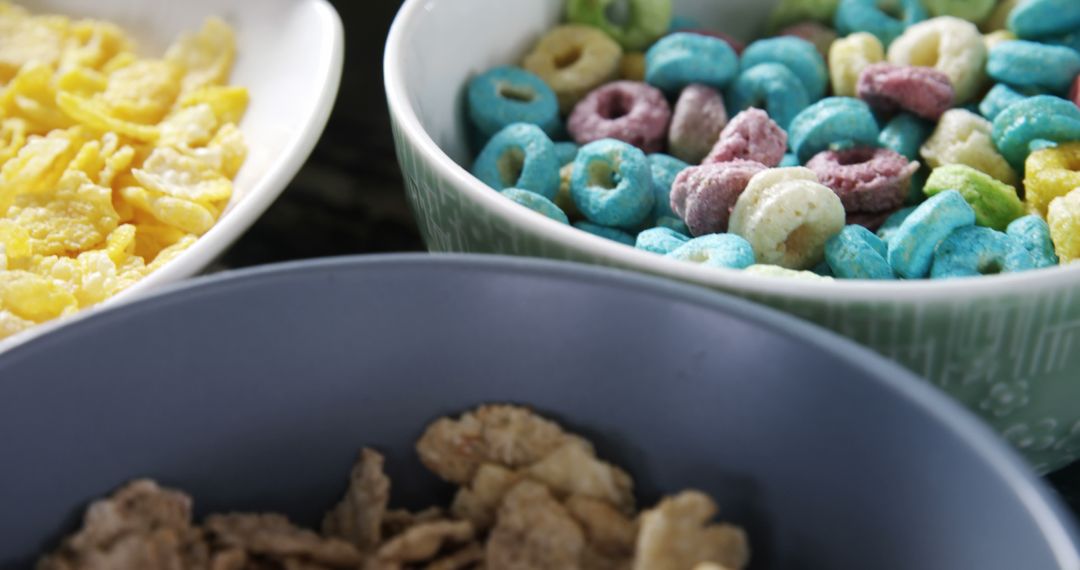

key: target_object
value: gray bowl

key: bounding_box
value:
[0,255,1077,569]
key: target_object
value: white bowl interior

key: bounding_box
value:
[2,0,343,351]
[386,0,1080,302]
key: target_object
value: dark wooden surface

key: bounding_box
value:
[218,0,1080,519]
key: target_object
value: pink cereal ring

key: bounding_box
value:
[1071,75,1079,109]
[856,62,954,120]
[669,159,768,236]
[703,108,787,167]
[681,29,745,54]
[806,147,919,223]
[568,80,672,153]
[668,84,728,164]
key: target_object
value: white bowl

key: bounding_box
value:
[1,0,344,352]
[384,0,1080,471]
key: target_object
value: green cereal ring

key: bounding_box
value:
[923,164,1025,230]
[767,0,841,32]
[920,109,1018,188]
[923,0,996,24]
[566,0,673,51]
[523,25,623,113]
[887,16,988,104]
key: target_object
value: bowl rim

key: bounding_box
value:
[0,0,345,354]
[2,252,1079,565]
[382,0,1080,303]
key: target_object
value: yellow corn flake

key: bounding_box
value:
[144,234,197,273]
[158,103,219,149]
[0,6,66,83]
[133,146,233,203]
[56,91,160,142]
[179,85,249,125]
[0,269,77,322]
[103,223,136,264]
[7,169,119,256]
[0,128,82,209]
[166,17,236,92]
[132,218,187,261]
[120,185,217,235]
[0,117,27,164]
[56,65,108,97]
[194,122,247,178]
[100,59,183,124]
[0,308,35,338]
[60,20,133,72]
[1,62,74,133]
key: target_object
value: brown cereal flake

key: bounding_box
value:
[485,480,585,570]
[322,448,390,553]
[525,441,635,513]
[631,491,749,570]
[692,563,734,570]
[450,463,522,531]
[369,519,474,568]
[381,507,445,539]
[205,513,364,567]
[423,542,485,570]
[565,495,637,559]
[416,405,573,484]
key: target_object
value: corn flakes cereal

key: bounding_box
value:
[0,2,248,341]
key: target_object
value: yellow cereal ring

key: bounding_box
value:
[920,109,1018,187]
[523,25,623,113]
[828,32,883,98]
[888,16,987,104]
[1025,143,1080,216]
[1048,187,1080,263]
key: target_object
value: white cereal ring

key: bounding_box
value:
[888,16,987,104]
[920,108,1019,187]
[729,167,846,269]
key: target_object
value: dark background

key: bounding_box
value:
[218,0,1080,515]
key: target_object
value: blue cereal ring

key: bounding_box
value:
[887,189,976,278]
[991,95,1080,172]
[500,188,570,224]
[648,153,689,221]
[554,142,580,165]
[878,113,933,161]
[834,0,926,46]
[1006,214,1060,268]
[876,205,916,243]
[779,153,800,167]
[571,139,655,228]
[636,226,691,254]
[1008,0,1080,40]
[741,36,828,101]
[987,41,1080,95]
[930,226,1037,278]
[574,221,637,245]
[825,224,895,279]
[667,233,756,269]
[655,215,690,234]
[467,66,561,140]
[788,97,881,163]
[979,84,1026,121]
[472,123,560,199]
[726,63,810,130]
[645,32,739,93]
[1047,31,1080,54]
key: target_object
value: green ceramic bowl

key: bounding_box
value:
[384,0,1080,472]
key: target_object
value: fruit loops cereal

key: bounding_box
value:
[466,0,1080,280]
[0,3,247,339]
[38,404,751,570]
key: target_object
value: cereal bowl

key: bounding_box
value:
[0,0,344,352]
[383,0,1080,472]
[0,255,1078,569]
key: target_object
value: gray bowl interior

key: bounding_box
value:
[0,255,1076,569]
